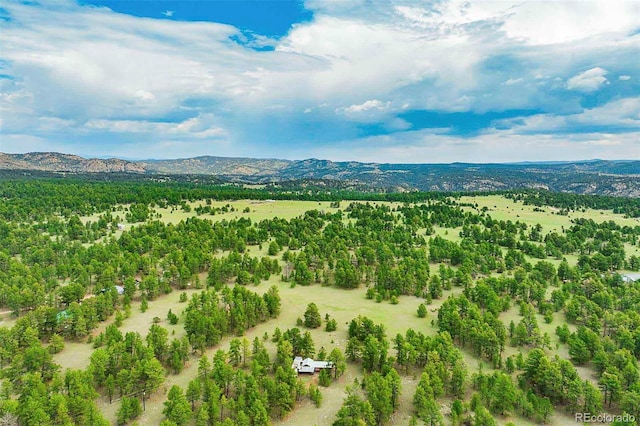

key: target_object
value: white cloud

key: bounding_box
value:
[162,10,174,17]
[303,129,639,164]
[0,0,638,161]
[338,100,390,114]
[84,114,226,139]
[1,1,632,120]
[311,0,639,45]
[134,90,155,102]
[499,1,639,45]
[504,78,524,85]
[494,97,640,133]
[566,67,609,92]
[172,114,226,138]
[304,103,328,113]
[619,75,631,81]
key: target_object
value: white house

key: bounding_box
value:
[291,356,333,374]
[621,272,640,283]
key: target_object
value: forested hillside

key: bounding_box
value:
[2,152,639,196]
[0,176,639,425]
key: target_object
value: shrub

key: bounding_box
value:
[417,304,427,318]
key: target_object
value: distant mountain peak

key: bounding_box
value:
[1,152,638,196]
[0,152,145,173]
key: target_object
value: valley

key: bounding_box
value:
[0,177,639,426]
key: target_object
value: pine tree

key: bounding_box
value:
[417,303,428,318]
[365,372,393,424]
[304,303,322,328]
[186,379,201,411]
[163,385,191,426]
[319,369,332,387]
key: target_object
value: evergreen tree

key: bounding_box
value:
[304,303,322,328]
[163,385,191,426]
[417,303,428,318]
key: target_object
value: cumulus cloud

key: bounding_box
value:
[335,100,392,120]
[0,0,638,161]
[493,97,640,135]
[303,129,639,164]
[341,100,389,114]
[619,75,631,81]
[566,67,609,92]
[499,1,639,45]
[81,114,227,140]
[504,78,524,86]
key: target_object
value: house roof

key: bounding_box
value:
[292,356,333,371]
[621,272,640,282]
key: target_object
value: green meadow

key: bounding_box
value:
[45,195,634,425]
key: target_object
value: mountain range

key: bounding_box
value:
[1,152,639,196]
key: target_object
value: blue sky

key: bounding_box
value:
[0,0,638,162]
[80,1,312,39]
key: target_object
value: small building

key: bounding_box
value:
[115,285,125,295]
[291,356,333,374]
[117,223,126,230]
[621,272,640,283]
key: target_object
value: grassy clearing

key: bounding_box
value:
[431,226,463,242]
[279,368,421,426]
[54,288,201,378]
[155,200,341,224]
[82,196,640,238]
[499,304,599,386]
[268,280,429,426]
[61,196,639,425]
[624,242,640,260]
[85,199,411,228]
[0,311,17,329]
[54,341,94,371]
[90,278,433,425]
[458,195,640,235]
